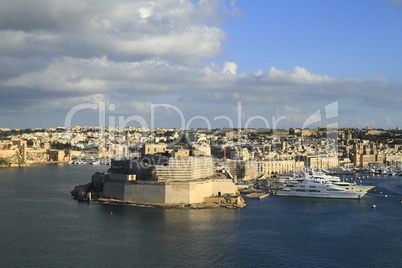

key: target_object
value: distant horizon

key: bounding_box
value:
[1,125,400,131]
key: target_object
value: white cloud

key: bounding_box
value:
[222,62,238,75]
[131,100,153,115]
[1,0,402,129]
[2,54,402,111]
[0,0,228,64]
[1,57,108,93]
[283,105,309,125]
[264,66,335,84]
[138,4,155,19]
[372,76,388,84]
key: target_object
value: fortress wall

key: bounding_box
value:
[103,179,238,204]
[210,179,238,196]
[165,180,213,204]
[165,181,191,203]
[0,150,16,158]
[124,183,166,204]
[103,181,126,200]
[188,180,212,203]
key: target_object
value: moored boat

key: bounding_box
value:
[245,192,270,199]
[276,177,372,199]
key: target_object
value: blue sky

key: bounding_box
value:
[1,0,402,130]
[224,0,402,82]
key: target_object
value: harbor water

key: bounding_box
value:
[0,164,401,267]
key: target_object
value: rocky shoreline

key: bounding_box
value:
[71,183,246,209]
[71,172,247,209]
[96,197,246,209]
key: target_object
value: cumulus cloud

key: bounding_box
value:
[2,54,402,120]
[263,66,335,84]
[283,105,308,124]
[222,62,238,75]
[1,0,402,128]
[372,76,388,84]
[0,0,226,64]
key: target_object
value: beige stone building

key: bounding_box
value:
[173,148,191,158]
[352,153,384,167]
[48,149,71,162]
[0,140,27,166]
[226,159,261,180]
[308,155,338,169]
[156,157,214,181]
[385,154,402,165]
[192,145,211,157]
[263,159,305,175]
[142,143,168,155]
[1,138,72,166]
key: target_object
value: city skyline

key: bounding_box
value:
[1,0,402,129]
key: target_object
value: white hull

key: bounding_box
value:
[276,177,372,199]
[276,189,365,199]
[333,183,374,192]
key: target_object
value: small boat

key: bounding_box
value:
[240,188,254,194]
[245,192,270,199]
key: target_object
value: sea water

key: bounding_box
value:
[0,164,401,267]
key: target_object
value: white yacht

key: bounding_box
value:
[331,181,375,192]
[310,170,341,183]
[276,178,372,199]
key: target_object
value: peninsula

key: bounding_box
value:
[71,155,246,209]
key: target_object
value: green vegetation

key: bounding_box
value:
[50,141,76,150]
[0,129,41,138]
[354,132,399,144]
[0,158,9,165]
[176,131,192,148]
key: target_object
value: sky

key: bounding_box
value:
[1,0,402,130]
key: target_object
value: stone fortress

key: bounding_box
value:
[0,139,71,167]
[94,155,240,205]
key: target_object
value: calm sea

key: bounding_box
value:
[0,164,401,268]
